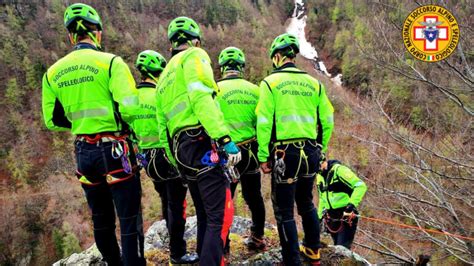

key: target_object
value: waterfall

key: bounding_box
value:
[286,0,334,80]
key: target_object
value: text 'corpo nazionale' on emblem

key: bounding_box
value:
[402,5,460,63]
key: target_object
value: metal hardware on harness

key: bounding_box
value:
[200,144,240,183]
[136,152,148,168]
[210,142,220,164]
[323,212,356,234]
[273,149,286,180]
[273,138,309,147]
[224,165,240,183]
[111,140,132,174]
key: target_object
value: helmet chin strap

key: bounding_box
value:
[142,66,158,83]
[221,65,243,77]
[147,72,159,83]
[172,32,199,49]
[72,20,102,49]
[87,31,102,50]
[224,70,241,77]
[272,55,287,68]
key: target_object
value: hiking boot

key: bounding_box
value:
[299,245,321,265]
[169,253,199,265]
[245,233,266,251]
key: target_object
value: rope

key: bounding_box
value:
[323,212,356,234]
[324,217,344,233]
[357,215,474,241]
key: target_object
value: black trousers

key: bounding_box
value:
[143,148,189,259]
[152,181,169,225]
[75,139,145,266]
[174,128,234,266]
[271,140,321,266]
[225,140,266,252]
[327,208,358,249]
[165,179,188,259]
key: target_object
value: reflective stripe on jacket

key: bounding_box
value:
[42,44,138,134]
[155,47,229,144]
[216,77,259,143]
[256,64,334,162]
[131,82,161,149]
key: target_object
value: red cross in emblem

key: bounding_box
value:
[413,16,449,51]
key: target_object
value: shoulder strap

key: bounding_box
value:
[262,80,278,143]
[316,81,323,144]
[44,73,51,87]
[108,55,129,133]
[109,55,118,78]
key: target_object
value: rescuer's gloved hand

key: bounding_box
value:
[224,142,241,166]
[218,135,241,166]
[343,203,358,217]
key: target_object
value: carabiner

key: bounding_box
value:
[111,141,124,159]
[274,149,286,160]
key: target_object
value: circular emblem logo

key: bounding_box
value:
[402,5,460,62]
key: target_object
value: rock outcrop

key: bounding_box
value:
[55,216,370,265]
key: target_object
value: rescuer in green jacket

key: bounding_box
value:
[155,16,241,266]
[256,33,335,266]
[216,47,266,253]
[41,3,145,265]
[317,160,367,249]
[132,50,198,264]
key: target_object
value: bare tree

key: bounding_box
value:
[332,0,474,263]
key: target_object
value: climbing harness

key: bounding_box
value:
[112,139,132,174]
[273,149,286,181]
[201,141,240,183]
[323,212,474,241]
[272,139,313,184]
[75,133,136,185]
[323,212,357,234]
[76,133,133,174]
[144,148,180,182]
[236,139,259,175]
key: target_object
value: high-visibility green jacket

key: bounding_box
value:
[216,76,259,143]
[131,82,161,149]
[256,63,334,162]
[317,162,367,219]
[131,81,176,166]
[156,47,229,144]
[42,44,138,134]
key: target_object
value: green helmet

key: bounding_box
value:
[167,16,201,41]
[269,33,299,58]
[218,47,245,67]
[135,50,167,74]
[64,3,102,31]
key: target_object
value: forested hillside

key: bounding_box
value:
[0,0,472,265]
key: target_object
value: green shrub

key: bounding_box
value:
[5,78,24,110]
[410,106,423,129]
[52,222,81,258]
[333,30,350,59]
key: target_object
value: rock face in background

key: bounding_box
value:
[55,216,370,265]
